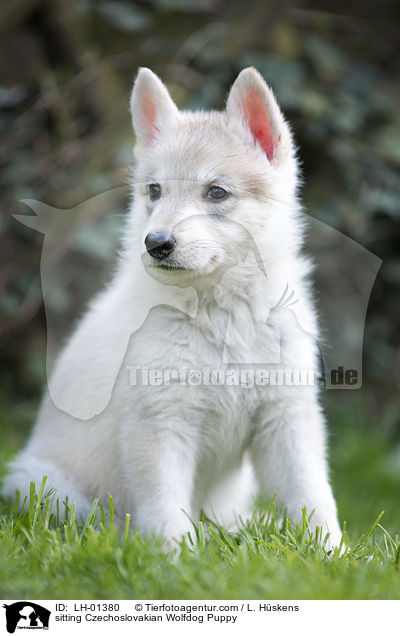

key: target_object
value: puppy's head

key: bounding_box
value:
[128,67,299,285]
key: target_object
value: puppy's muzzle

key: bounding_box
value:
[145,233,176,260]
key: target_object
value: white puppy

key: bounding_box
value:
[3,67,341,547]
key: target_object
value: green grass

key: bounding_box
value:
[1,398,400,600]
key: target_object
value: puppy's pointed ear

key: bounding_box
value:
[130,68,178,155]
[226,67,292,164]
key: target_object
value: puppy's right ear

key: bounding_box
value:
[130,68,178,156]
[226,67,292,165]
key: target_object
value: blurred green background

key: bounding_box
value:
[0,0,399,536]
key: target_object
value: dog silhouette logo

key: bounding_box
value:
[15,192,381,417]
[2,602,50,633]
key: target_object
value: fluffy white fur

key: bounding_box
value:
[3,67,341,546]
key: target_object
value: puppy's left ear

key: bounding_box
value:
[130,68,179,157]
[226,67,292,165]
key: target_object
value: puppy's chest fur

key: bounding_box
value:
[121,296,285,449]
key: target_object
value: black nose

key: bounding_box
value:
[144,232,176,260]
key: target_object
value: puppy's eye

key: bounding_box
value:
[207,186,229,201]
[148,183,161,201]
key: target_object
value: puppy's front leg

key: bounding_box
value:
[250,393,341,547]
[120,421,196,546]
